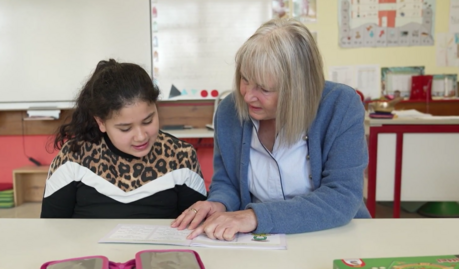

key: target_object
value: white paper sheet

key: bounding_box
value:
[329,66,356,88]
[449,0,459,33]
[99,224,287,250]
[436,33,459,67]
[355,65,380,100]
[329,65,381,100]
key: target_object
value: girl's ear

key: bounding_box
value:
[94,117,107,133]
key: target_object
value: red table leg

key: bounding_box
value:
[393,133,404,218]
[366,127,379,218]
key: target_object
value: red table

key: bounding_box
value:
[366,118,459,218]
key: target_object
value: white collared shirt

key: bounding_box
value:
[248,119,313,203]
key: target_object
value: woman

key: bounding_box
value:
[172,18,370,240]
[41,59,206,218]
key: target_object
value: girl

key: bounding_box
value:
[41,59,206,218]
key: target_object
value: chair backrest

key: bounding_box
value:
[207,90,232,130]
[355,89,364,102]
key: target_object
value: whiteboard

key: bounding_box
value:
[0,0,151,109]
[152,0,271,99]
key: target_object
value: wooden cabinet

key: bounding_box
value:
[13,166,48,206]
[0,99,215,136]
[365,100,459,116]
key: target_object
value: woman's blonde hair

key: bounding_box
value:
[234,18,324,147]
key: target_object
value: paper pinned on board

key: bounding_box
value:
[436,33,459,67]
[449,0,459,33]
[329,65,380,100]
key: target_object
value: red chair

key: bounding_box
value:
[356,89,364,102]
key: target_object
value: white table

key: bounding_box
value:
[165,128,214,139]
[2,219,459,268]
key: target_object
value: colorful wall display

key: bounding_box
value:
[339,0,436,48]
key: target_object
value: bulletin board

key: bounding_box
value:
[381,66,424,97]
[338,0,436,48]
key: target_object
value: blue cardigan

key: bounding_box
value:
[207,81,371,234]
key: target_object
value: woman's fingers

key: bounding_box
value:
[186,214,218,240]
[176,207,205,230]
[187,224,205,239]
[203,223,218,240]
[170,206,195,228]
[222,227,237,241]
[171,201,215,230]
[171,203,200,229]
[170,209,188,228]
[213,226,236,241]
[187,208,207,230]
[172,201,229,237]
[186,210,254,241]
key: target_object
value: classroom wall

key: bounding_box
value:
[0,136,56,184]
[310,0,458,81]
[2,0,457,186]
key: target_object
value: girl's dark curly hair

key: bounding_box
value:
[54,59,160,152]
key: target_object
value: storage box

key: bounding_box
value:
[13,166,49,206]
[334,254,459,269]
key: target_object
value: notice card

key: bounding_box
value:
[99,224,287,250]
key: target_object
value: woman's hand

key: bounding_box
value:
[186,209,258,241]
[171,201,226,231]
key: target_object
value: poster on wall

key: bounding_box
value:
[292,0,317,23]
[381,66,424,98]
[355,65,381,100]
[449,0,459,33]
[432,74,458,97]
[273,0,290,18]
[329,66,355,88]
[329,65,380,100]
[338,0,435,48]
[436,32,459,67]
